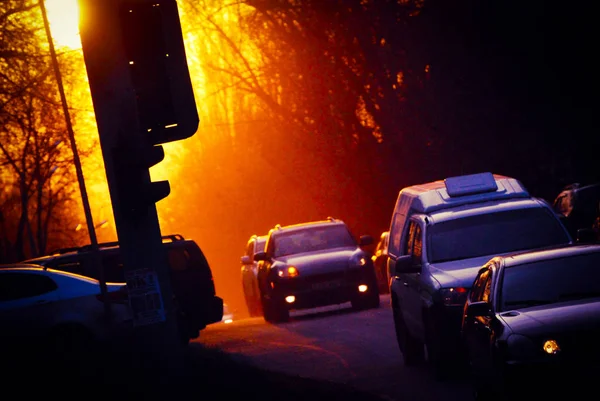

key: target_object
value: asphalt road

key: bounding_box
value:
[196,295,474,401]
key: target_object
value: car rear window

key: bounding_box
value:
[428,207,571,263]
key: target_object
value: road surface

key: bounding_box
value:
[196,295,473,401]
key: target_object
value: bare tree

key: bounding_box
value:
[0,0,88,262]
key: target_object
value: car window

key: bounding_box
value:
[183,242,211,273]
[470,269,490,302]
[255,238,266,254]
[404,222,417,255]
[0,272,58,301]
[168,248,189,272]
[389,213,404,256]
[412,225,422,264]
[553,192,572,216]
[482,272,492,303]
[500,252,600,311]
[428,208,571,263]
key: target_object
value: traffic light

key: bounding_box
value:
[118,0,198,144]
[79,0,199,145]
[112,143,171,220]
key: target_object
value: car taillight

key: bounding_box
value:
[97,285,129,304]
[440,287,468,306]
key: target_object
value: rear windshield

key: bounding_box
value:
[428,208,571,263]
[500,252,600,311]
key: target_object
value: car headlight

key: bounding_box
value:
[277,266,299,277]
[440,287,468,306]
[506,334,538,359]
[543,339,561,355]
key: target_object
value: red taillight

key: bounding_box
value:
[97,285,129,304]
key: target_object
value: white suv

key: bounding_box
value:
[387,172,572,378]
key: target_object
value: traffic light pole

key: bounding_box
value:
[39,0,110,318]
[77,0,192,371]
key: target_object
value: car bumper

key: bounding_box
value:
[502,359,596,393]
[270,269,378,310]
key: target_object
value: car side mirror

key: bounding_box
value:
[466,301,492,317]
[359,235,374,247]
[253,251,269,262]
[241,255,251,265]
[390,255,421,276]
[576,228,597,243]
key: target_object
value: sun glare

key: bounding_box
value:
[44,0,82,49]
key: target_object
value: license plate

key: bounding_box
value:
[311,280,342,290]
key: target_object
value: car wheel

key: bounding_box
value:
[392,302,424,366]
[377,265,390,294]
[247,294,263,317]
[262,297,289,323]
[423,315,453,380]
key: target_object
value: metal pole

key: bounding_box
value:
[39,0,110,315]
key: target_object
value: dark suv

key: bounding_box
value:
[254,218,379,323]
[22,234,223,342]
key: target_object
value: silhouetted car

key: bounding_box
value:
[552,182,600,241]
[241,234,267,317]
[22,234,222,342]
[254,217,378,323]
[461,244,600,400]
[372,231,390,294]
[0,265,132,357]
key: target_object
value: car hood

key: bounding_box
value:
[500,299,600,337]
[429,255,495,289]
[275,248,360,274]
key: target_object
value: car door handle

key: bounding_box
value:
[36,299,49,304]
[403,282,409,287]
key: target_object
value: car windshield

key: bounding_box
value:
[428,208,570,263]
[272,225,356,257]
[500,252,600,311]
[255,238,267,252]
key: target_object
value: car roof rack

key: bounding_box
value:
[49,234,185,255]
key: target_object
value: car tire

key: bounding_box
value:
[247,296,263,317]
[423,314,453,380]
[377,264,390,294]
[392,302,424,366]
[262,297,289,323]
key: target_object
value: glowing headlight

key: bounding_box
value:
[543,340,560,355]
[278,266,299,277]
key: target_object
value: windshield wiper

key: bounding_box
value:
[504,299,552,308]
[558,291,600,302]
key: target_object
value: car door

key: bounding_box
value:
[398,219,425,337]
[0,271,60,338]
